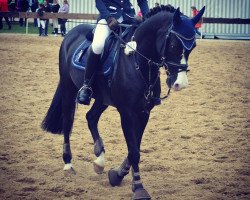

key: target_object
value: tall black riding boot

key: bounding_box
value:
[55,28,58,34]
[76,47,100,105]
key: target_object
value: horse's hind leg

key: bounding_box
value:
[61,80,78,172]
[86,100,108,173]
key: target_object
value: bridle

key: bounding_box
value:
[112,22,191,102]
[160,24,190,77]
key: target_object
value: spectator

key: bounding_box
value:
[17,0,29,26]
[8,0,16,22]
[37,3,45,36]
[155,2,159,7]
[0,0,12,30]
[43,0,51,36]
[191,6,203,37]
[31,0,39,26]
[51,0,60,36]
[8,0,15,11]
[58,0,69,37]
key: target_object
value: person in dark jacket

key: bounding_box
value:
[76,0,149,105]
[31,0,38,26]
[8,0,16,22]
[44,0,51,36]
[51,0,60,35]
[17,0,29,26]
[37,3,45,36]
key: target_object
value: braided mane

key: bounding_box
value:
[144,4,177,20]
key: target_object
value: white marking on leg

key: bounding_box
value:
[63,163,73,170]
[93,152,105,174]
[94,152,105,167]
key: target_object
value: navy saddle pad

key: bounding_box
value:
[72,34,120,76]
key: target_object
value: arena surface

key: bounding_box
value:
[0,34,249,200]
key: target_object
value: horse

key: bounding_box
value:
[41,5,205,199]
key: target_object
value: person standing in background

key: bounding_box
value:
[51,0,60,36]
[58,0,69,37]
[8,0,16,22]
[31,0,38,26]
[17,0,29,26]
[43,0,51,36]
[0,0,12,30]
[37,3,45,36]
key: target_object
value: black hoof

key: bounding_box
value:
[108,168,124,187]
[132,188,151,200]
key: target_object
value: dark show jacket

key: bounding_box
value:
[96,0,149,22]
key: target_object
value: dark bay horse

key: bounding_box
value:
[42,5,205,199]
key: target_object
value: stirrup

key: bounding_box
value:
[76,85,93,105]
[79,84,93,93]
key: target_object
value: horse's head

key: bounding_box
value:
[156,6,205,91]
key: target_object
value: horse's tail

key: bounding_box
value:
[41,80,64,134]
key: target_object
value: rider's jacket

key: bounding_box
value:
[96,0,149,22]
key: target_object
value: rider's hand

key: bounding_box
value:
[107,17,119,32]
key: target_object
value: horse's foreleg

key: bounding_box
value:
[108,157,131,186]
[130,111,151,200]
[86,100,108,173]
[112,110,151,199]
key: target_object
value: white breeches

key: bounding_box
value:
[38,19,45,29]
[53,19,58,28]
[92,17,123,55]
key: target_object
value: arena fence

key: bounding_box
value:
[1,12,250,37]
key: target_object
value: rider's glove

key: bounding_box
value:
[107,17,119,32]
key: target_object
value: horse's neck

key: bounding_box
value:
[133,15,168,80]
[135,21,158,59]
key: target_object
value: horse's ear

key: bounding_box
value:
[173,7,181,25]
[191,6,205,25]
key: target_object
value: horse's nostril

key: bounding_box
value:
[174,83,181,91]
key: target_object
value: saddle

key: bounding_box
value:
[72,26,134,76]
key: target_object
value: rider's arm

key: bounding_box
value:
[96,0,111,21]
[137,0,149,17]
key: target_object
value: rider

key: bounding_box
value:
[76,0,150,105]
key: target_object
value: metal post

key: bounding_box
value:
[26,17,28,34]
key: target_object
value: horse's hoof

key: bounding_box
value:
[108,168,124,187]
[63,163,76,175]
[93,161,104,174]
[132,188,151,200]
[93,152,105,174]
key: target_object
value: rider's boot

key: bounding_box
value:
[76,47,100,105]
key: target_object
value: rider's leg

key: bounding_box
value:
[76,19,111,105]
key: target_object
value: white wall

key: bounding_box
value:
[58,0,250,38]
